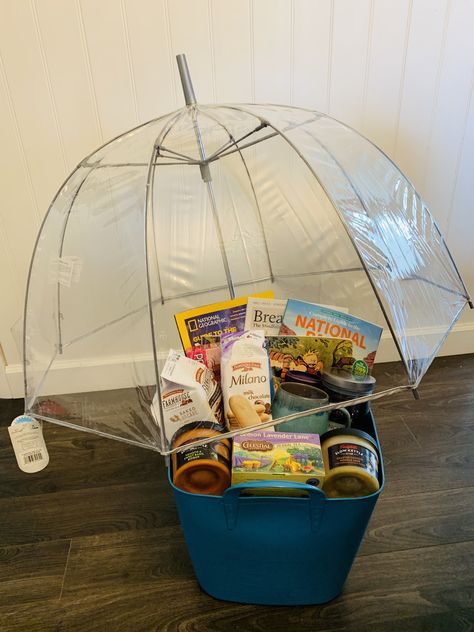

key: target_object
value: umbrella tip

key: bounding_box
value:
[176,54,197,106]
[469,300,474,309]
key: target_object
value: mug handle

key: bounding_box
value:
[329,406,351,429]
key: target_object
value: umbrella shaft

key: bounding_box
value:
[191,111,235,299]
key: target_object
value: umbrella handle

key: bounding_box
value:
[176,54,196,106]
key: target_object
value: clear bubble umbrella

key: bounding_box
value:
[23,55,472,454]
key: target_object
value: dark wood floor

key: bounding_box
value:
[1,355,473,631]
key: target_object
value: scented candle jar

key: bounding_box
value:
[172,422,231,495]
[321,428,380,498]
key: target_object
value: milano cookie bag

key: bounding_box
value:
[220,330,273,431]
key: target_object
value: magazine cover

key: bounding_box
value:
[280,299,383,374]
[175,291,273,350]
[267,335,354,385]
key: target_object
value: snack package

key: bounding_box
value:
[220,330,273,431]
[185,342,222,383]
[157,350,224,444]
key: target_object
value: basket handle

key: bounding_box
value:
[223,481,326,532]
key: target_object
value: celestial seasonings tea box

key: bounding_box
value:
[231,431,325,493]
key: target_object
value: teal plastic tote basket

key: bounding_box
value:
[170,411,383,605]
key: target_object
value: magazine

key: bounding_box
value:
[280,299,383,374]
[175,291,273,350]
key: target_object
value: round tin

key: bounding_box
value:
[321,369,376,422]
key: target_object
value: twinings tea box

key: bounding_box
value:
[231,431,325,494]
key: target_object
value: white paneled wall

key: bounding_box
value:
[0,0,473,397]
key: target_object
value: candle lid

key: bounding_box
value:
[322,368,376,394]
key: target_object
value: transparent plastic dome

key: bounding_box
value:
[23,97,471,454]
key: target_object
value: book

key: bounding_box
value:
[175,291,274,351]
[267,335,353,385]
[244,297,287,335]
[280,299,383,375]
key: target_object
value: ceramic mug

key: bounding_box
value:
[272,382,351,434]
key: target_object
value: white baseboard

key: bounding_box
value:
[3,351,157,399]
[3,320,474,399]
[376,319,474,363]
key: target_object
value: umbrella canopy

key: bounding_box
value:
[23,56,471,454]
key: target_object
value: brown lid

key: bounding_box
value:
[171,421,225,448]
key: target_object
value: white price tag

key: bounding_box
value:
[8,415,49,473]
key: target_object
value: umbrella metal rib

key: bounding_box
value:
[197,107,274,284]
[205,121,268,161]
[56,169,95,355]
[148,148,165,307]
[82,161,202,167]
[156,145,197,161]
[207,131,279,161]
[402,274,470,300]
